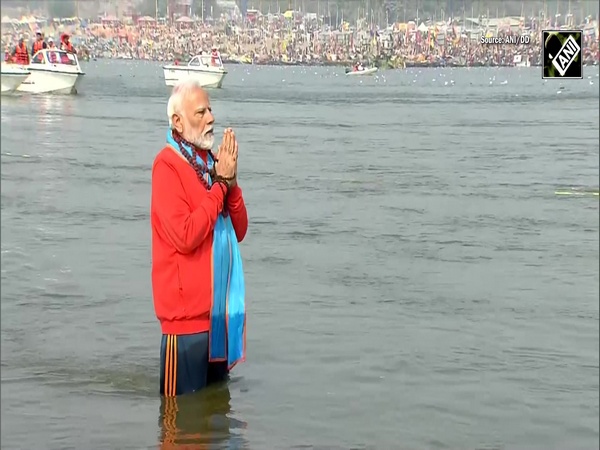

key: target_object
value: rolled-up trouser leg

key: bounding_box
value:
[160,332,209,396]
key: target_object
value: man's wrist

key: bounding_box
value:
[212,179,229,198]
[213,174,234,186]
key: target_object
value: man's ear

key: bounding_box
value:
[172,114,183,133]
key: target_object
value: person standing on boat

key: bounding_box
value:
[46,38,59,64]
[12,37,29,66]
[31,31,47,55]
[210,46,220,66]
[60,34,76,54]
[151,79,248,397]
[4,43,15,62]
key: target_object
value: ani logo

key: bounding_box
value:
[542,30,583,79]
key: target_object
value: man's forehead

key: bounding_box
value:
[189,101,211,114]
[185,89,211,110]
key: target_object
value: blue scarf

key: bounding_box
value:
[167,130,246,369]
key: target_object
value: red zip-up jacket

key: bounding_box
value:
[151,146,248,335]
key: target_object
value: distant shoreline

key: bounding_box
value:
[84,55,599,69]
[222,60,543,68]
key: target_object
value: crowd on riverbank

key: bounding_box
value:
[2,13,598,68]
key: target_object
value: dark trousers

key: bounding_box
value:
[160,332,229,396]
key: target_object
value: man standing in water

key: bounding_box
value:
[151,79,248,396]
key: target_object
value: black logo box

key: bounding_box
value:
[542,30,584,79]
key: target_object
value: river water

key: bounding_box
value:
[1,61,599,450]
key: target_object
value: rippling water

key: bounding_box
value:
[1,61,599,450]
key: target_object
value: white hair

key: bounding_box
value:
[166,78,205,128]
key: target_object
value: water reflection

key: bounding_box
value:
[158,382,248,449]
[0,93,75,128]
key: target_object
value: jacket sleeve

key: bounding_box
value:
[226,185,249,242]
[152,158,226,254]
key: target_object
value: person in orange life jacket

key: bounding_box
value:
[210,47,219,65]
[60,34,76,54]
[32,31,47,55]
[12,37,29,65]
[151,79,248,396]
[47,37,56,49]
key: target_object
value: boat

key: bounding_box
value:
[345,66,378,76]
[555,187,600,197]
[1,63,30,93]
[223,54,253,65]
[163,54,227,88]
[513,54,531,67]
[17,49,85,94]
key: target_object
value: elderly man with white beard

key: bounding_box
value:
[150,79,249,396]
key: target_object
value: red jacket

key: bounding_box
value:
[151,146,248,335]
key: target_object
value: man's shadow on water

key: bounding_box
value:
[158,381,248,449]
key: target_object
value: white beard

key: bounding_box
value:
[183,128,214,150]
[194,133,214,150]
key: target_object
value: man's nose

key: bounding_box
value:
[206,111,214,124]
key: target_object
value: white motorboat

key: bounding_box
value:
[17,49,85,94]
[513,54,531,68]
[345,66,378,76]
[1,63,30,93]
[163,54,227,88]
